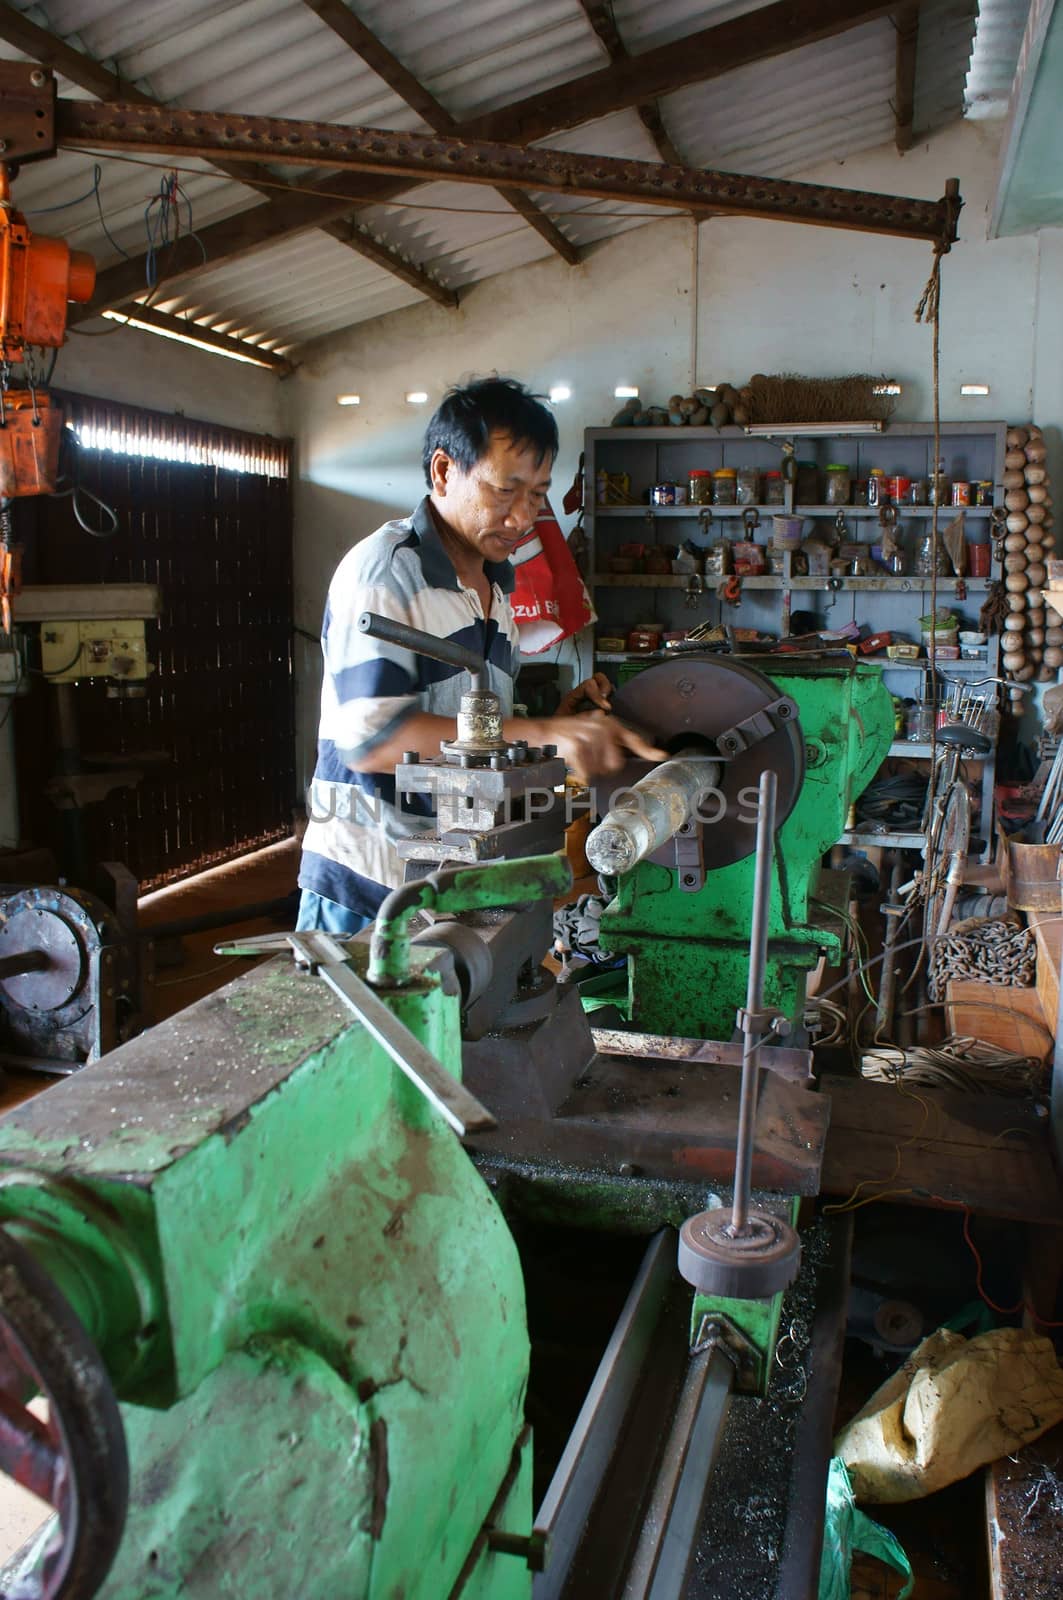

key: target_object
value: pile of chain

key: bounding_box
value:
[927,915,1036,1002]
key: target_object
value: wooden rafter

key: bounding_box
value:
[0,2,455,313]
[472,0,904,145]
[300,0,578,265]
[103,304,295,374]
[576,0,684,167]
[59,0,913,320]
[894,4,920,153]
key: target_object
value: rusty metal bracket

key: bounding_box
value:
[49,97,963,243]
[0,61,56,165]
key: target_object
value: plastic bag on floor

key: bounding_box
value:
[818,1458,913,1599]
[836,1326,1063,1503]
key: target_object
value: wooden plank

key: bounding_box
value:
[986,1420,1063,1599]
[820,1075,1063,1222]
[945,979,1051,1058]
[894,4,920,154]
[1032,912,1063,1047]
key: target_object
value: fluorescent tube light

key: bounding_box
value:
[336,394,361,406]
[961,384,990,396]
[614,386,639,399]
[405,391,429,404]
[744,421,885,438]
[549,385,571,403]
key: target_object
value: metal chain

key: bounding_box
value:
[928,918,1036,1001]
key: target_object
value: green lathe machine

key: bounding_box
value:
[0,625,891,1600]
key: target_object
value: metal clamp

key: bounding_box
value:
[213,930,496,1138]
[714,693,797,758]
[735,1005,790,1038]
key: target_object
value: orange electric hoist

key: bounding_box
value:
[0,162,96,628]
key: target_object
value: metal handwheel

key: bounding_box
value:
[0,1228,127,1600]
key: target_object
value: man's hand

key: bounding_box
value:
[557,671,614,716]
[540,711,665,784]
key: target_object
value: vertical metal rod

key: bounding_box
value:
[730,767,777,1236]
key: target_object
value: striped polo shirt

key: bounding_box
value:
[298,496,520,916]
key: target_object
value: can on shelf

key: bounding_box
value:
[651,483,679,506]
[951,481,971,507]
[887,475,911,503]
[975,480,994,506]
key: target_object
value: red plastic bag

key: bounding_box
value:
[510,501,595,655]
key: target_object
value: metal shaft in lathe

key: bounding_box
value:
[585,753,722,875]
[730,767,777,1237]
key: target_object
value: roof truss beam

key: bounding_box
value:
[53,99,960,244]
[300,0,577,264]
[894,4,920,153]
[0,4,454,311]
[576,0,684,166]
[32,0,918,320]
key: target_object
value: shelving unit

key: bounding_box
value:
[585,420,1008,857]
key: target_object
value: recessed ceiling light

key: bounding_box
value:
[961,384,990,396]
[336,393,360,406]
[405,391,429,404]
[873,382,902,395]
[614,385,639,399]
[549,385,571,403]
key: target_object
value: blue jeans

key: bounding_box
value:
[296,890,371,937]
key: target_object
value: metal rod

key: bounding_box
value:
[358,610,485,692]
[585,753,721,876]
[730,767,777,1236]
[0,951,48,981]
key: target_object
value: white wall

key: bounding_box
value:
[1,329,286,852]
[282,117,1062,778]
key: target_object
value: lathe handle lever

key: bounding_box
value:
[358,611,485,693]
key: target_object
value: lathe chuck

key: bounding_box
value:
[605,656,804,872]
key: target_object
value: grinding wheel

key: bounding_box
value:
[678,1206,801,1299]
[606,656,804,872]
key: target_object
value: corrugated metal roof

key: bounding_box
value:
[2,0,981,357]
[965,0,1032,119]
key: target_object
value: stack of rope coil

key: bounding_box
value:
[927,916,1035,1002]
[862,1037,1043,1096]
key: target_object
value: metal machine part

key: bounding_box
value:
[586,752,722,879]
[677,770,801,1301]
[0,877,146,1074]
[597,658,805,874]
[0,939,533,1600]
[596,654,894,1040]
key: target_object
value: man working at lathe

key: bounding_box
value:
[298,376,664,935]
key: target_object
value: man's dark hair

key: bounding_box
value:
[422,376,559,485]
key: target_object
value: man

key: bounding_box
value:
[298,377,662,934]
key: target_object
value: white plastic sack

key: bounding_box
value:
[836,1326,1063,1503]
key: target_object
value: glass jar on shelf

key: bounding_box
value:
[913,531,951,577]
[688,469,713,505]
[762,470,785,505]
[712,468,737,505]
[867,468,887,507]
[929,460,951,505]
[736,465,760,505]
[824,464,851,505]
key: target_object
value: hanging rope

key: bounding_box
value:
[913,185,962,939]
